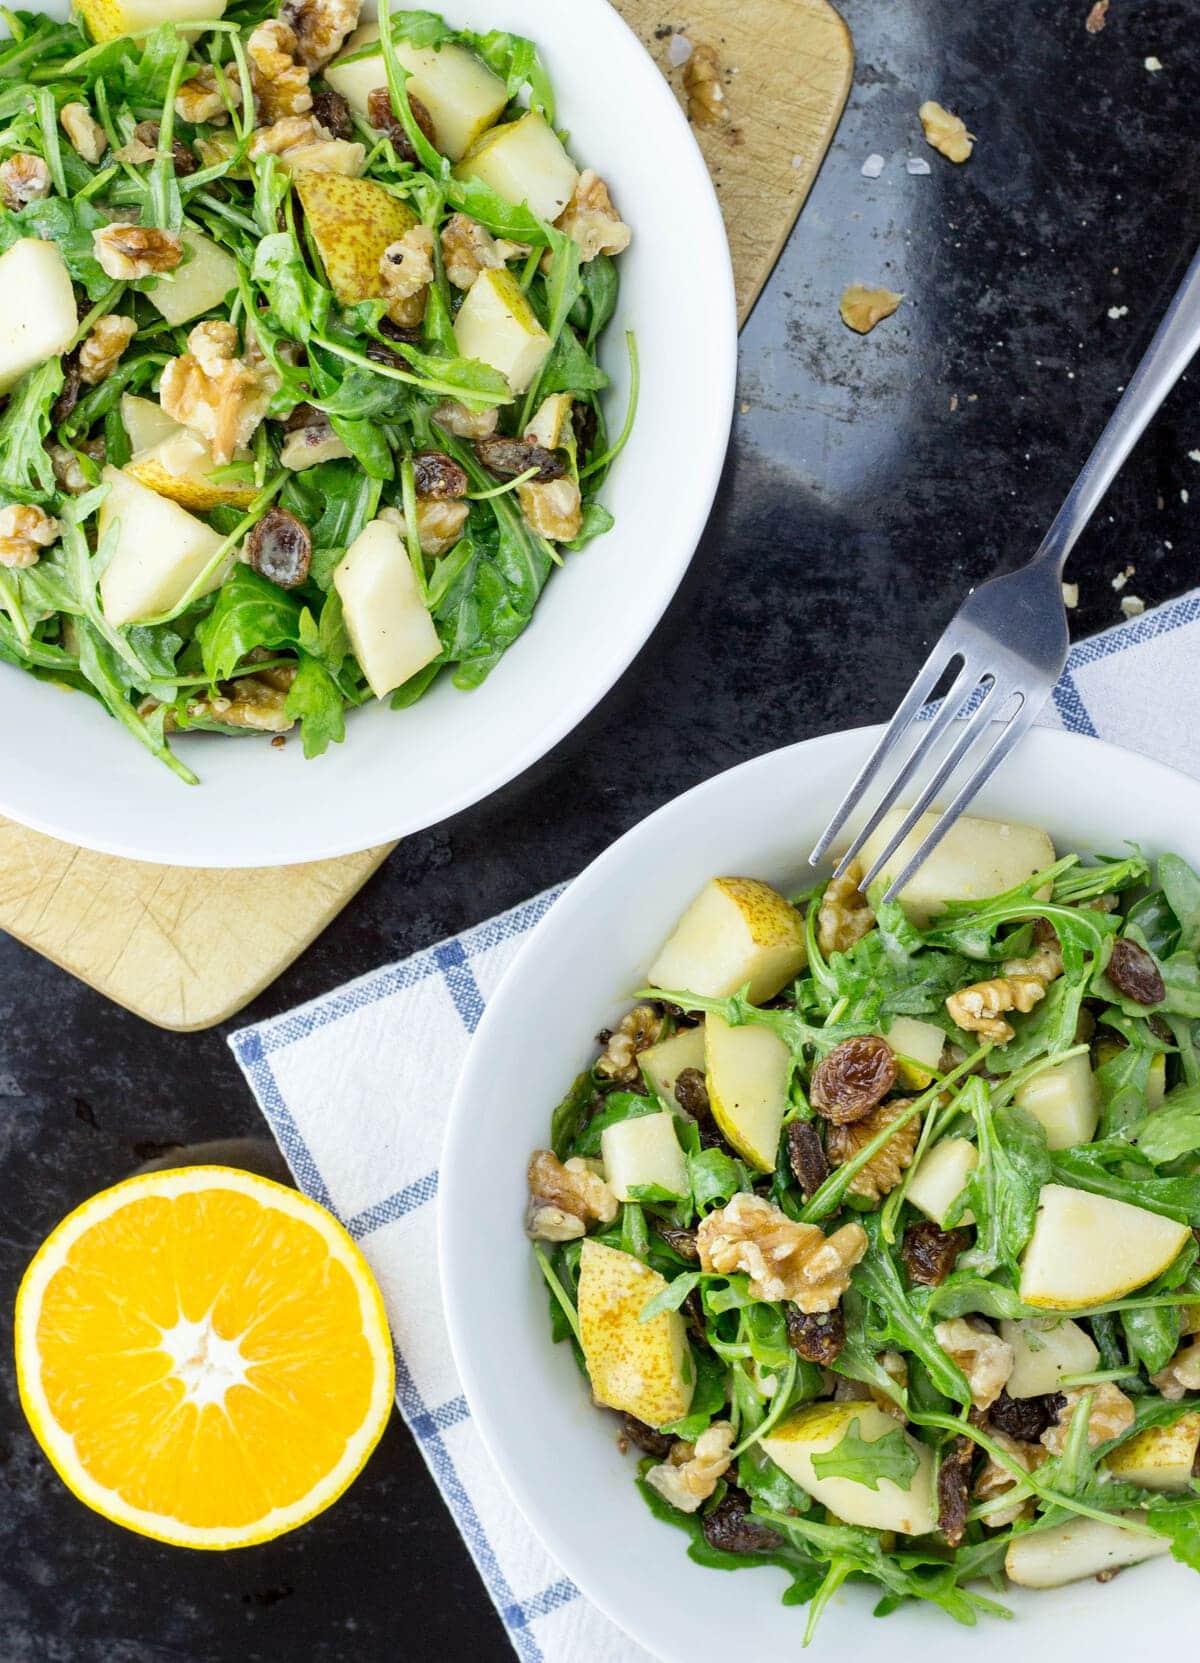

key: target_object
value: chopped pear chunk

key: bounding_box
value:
[120,394,180,455]
[147,229,239,328]
[577,1240,694,1426]
[326,25,508,160]
[1105,1413,1200,1492]
[0,239,78,395]
[1000,1317,1098,1398]
[452,267,550,395]
[884,1014,945,1088]
[647,877,807,1004]
[1014,1052,1099,1150]
[904,1138,977,1227]
[1019,1184,1190,1310]
[601,1113,688,1202]
[704,1013,790,1173]
[333,518,441,699]
[98,467,227,627]
[454,111,579,222]
[1005,1514,1170,1588]
[640,1025,706,1107]
[761,1402,936,1535]
[859,810,1055,927]
[76,0,224,39]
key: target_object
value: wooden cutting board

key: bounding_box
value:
[0,0,853,1031]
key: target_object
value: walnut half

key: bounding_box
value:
[696,1192,867,1310]
[526,1149,617,1242]
[826,1098,920,1203]
[817,861,875,954]
[0,503,60,569]
[92,223,183,281]
[946,974,1046,1044]
[933,1316,1014,1409]
[644,1422,735,1513]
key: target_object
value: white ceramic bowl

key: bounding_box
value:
[441,726,1200,1663]
[3,1,735,866]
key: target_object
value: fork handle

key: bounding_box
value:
[1031,240,1200,573]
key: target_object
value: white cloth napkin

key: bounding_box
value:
[229,588,1200,1663]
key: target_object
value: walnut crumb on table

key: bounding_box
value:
[1085,0,1108,31]
[840,284,903,334]
[919,100,975,163]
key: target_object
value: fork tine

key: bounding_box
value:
[858,676,1012,891]
[880,693,1039,905]
[829,654,983,880]
[807,643,963,867]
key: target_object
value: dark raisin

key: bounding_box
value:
[283,400,321,433]
[655,1224,700,1262]
[785,1304,845,1365]
[366,85,436,161]
[474,435,566,483]
[412,450,468,499]
[786,1120,829,1199]
[672,1066,725,1150]
[51,350,82,427]
[245,508,312,590]
[311,88,354,141]
[902,1221,971,1287]
[620,1413,674,1458]
[936,1434,974,1546]
[681,1286,707,1342]
[988,1389,1065,1443]
[810,1035,898,1124]
[133,121,197,176]
[1107,937,1166,1005]
[572,399,598,461]
[700,1489,784,1556]
[378,316,423,345]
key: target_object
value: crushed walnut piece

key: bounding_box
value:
[0,152,50,211]
[60,101,108,165]
[441,212,512,290]
[79,314,137,386]
[1040,1383,1135,1453]
[696,1191,867,1310]
[682,43,728,126]
[826,1098,920,1203]
[248,19,313,122]
[179,670,296,734]
[933,1317,1014,1410]
[946,974,1046,1044]
[1150,1338,1200,1400]
[555,170,631,262]
[919,100,974,163]
[975,1428,1044,1527]
[817,860,875,955]
[176,63,243,126]
[379,222,436,326]
[1085,0,1109,32]
[92,223,183,281]
[0,503,60,570]
[644,1422,735,1513]
[1002,919,1064,983]
[525,1148,617,1242]
[378,499,469,557]
[516,476,582,543]
[595,1003,668,1084]
[114,121,198,175]
[840,284,903,334]
[279,0,362,70]
[432,398,500,440]
[249,114,325,156]
[160,320,278,466]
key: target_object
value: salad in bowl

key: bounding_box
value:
[523,807,1200,1640]
[0,0,632,783]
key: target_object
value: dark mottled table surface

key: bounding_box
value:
[3,0,1198,1657]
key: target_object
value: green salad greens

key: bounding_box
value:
[0,1,633,781]
[529,825,1200,1640]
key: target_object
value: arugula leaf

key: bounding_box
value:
[196,566,302,682]
[0,193,111,297]
[811,1417,920,1491]
[1051,1142,1200,1226]
[660,1347,728,1440]
[0,358,62,498]
[1161,855,1200,955]
[1145,1501,1200,1570]
[285,653,345,758]
[956,1085,1051,1275]
[636,1478,825,1603]
[688,1146,753,1213]
[1097,1040,1155,1137]
[1136,1083,1200,1164]
[537,324,610,396]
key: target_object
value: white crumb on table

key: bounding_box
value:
[1144,55,1164,71]
[1107,305,1128,318]
[667,33,693,67]
[1062,582,1079,608]
[1120,595,1146,617]
[906,157,931,175]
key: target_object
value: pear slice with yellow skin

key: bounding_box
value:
[75,0,224,43]
[576,1240,693,1427]
[760,1401,936,1535]
[647,877,807,1005]
[1105,1413,1200,1492]
[704,1012,790,1173]
[294,172,419,308]
[1019,1184,1190,1310]
[1005,1514,1170,1588]
[126,429,257,513]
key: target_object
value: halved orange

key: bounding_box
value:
[14,1166,394,1549]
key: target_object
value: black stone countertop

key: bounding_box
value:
[3,1,1199,1658]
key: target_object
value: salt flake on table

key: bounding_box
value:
[861,153,886,178]
[906,157,931,175]
[1144,56,1164,72]
[1121,595,1146,617]
[1107,305,1128,319]
[667,33,693,67]
[1062,582,1079,608]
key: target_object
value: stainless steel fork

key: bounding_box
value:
[810,238,1200,902]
